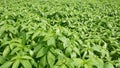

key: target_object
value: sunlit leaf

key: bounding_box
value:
[0,61,13,68]
[104,62,114,68]
[20,60,32,68]
[47,51,55,67]
[0,56,6,64]
[65,47,72,57]
[30,59,37,68]
[12,60,20,68]
[3,46,10,57]
[39,55,47,67]
[32,30,40,40]
[36,47,48,58]
[47,37,55,46]
[0,0,120,68]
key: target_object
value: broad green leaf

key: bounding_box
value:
[9,43,22,49]
[10,47,20,55]
[3,46,10,57]
[53,65,60,68]
[73,58,83,67]
[21,33,26,45]
[62,27,72,36]
[39,55,47,67]
[32,30,40,39]
[20,60,32,68]
[58,36,70,48]
[30,60,37,68]
[49,47,56,54]
[84,64,92,68]
[55,55,66,66]
[0,56,6,64]
[36,47,48,58]
[104,62,114,68]
[33,44,43,53]
[29,50,34,56]
[0,61,13,68]
[65,47,72,57]
[10,38,22,44]
[0,41,9,49]
[47,37,55,46]
[21,56,33,60]
[71,52,77,58]
[56,28,61,35]
[77,39,83,45]
[60,64,67,68]
[11,56,20,61]
[47,51,55,67]
[65,58,74,68]
[58,36,67,43]
[0,0,120,68]
[73,47,80,55]
[55,59,64,66]
[12,60,20,68]
[92,45,101,52]
[88,55,104,68]
[55,49,66,57]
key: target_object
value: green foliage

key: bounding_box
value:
[0,0,120,68]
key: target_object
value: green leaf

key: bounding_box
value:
[47,37,55,46]
[21,33,26,45]
[0,61,13,68]
[73,47,80,55]
[84,64,92,68]
[0,41,9,49]
[20,60,32,68]
[104,62,114,68]
[60,64,67,68]
[92,45,101,52]
[3,46,10,57]
[58,36,70,48]
[39,55,47,67]
[55,59,64,66]
[10,47,20,55]
[0,56,6,64]
[29,50,34,56]
[55,55,66,66]
[9,43,22,49]
[65,47,72,57]
[36,47,48,58]
[33,44,43,53]
[65,58,74,68]
[11,56,21,61]
[10,38,22,44]
[73,58,83,67]
[12,60,20,68]
[88,55,104,68]
[47,51,55,67]
[21,56,33,60]
[49,47,56,54]
[32,30,40,39]
[30,60,37,68]
[71,52,77,58]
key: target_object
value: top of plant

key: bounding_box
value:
[0,0,120,68]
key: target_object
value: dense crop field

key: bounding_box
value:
[0,0,120,68]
